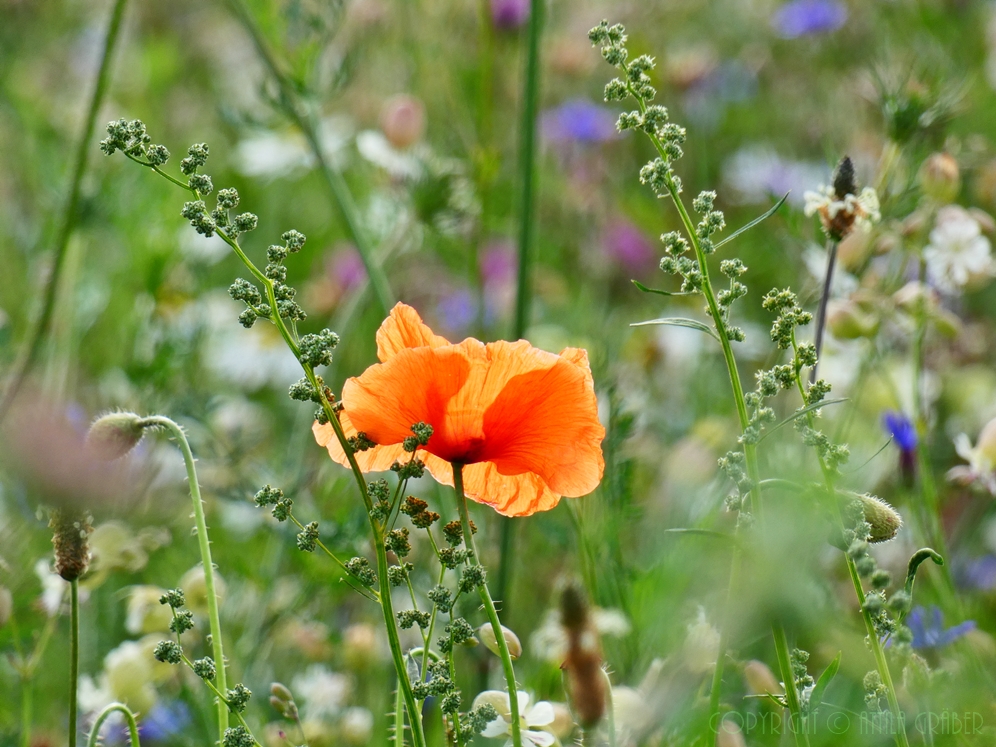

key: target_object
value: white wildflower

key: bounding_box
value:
[291,665,350,721]
[924,205,994,293]
[803,184,880,239]
[475,691,556,747]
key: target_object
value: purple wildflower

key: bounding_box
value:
[906,606,975,650]
[329,245,367,293]
[772,0,848,38]
[480,240,517,290]
[601,220,656,274]
[961,555,996,591]
[541,99,619,145]
[490,0,529,30]
[436,289,478,335]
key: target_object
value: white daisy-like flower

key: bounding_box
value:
[355,130,424,179]
[948,417,996,495]
[291,665,350,721]
[924,205,994,293]
[475,690,556,747]
[803,185,881,240]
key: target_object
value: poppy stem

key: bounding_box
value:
[86,703,141,747]
[453,465,523,747]
[137,415,229,741]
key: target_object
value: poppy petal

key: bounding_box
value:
[312,414,409,472]
[376,303,450,362]
[479,343,605,497]
[344,344,482,462]
[461,462,560,517]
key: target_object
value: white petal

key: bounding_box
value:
[524,730,557,747]
[516,691,531,711]
[482,718,510,738]
[525,700,555,727]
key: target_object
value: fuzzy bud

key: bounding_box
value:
[852,493,903,543]
[918,153,960,203]
[380,94,426,149]
[85,412,147,461]
[826,300,878,340]
[477,623,522,660]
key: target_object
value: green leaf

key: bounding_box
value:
[631,279,695,297]
[757,398,848,442]
[631,317,720,341]
[714,193,790,249]
[663,528,733,541]
[809,651,841,713]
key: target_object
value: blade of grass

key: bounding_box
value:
[0,0,129,425]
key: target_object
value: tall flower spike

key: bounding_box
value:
[804,156,880,241]
[313,304,605,516]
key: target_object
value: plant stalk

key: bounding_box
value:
[0,0,129,425]
[810,239,837,384]
[138,415,229,739]
[69,580,80,747]
[86,703,141,747]
[453,465,522,747]
[772,623,812,747]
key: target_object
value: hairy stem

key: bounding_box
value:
[137,416,229,738]
[453,465,521,747]
[86,703,141,747]
[0,0,129,425]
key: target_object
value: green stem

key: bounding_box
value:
[787,337,909,747]
[69,580,79,747]
[512,0,543,340]
[810,239,837,385]
[224,0,394,316]
[20,680,31,747]
[394,686,405,747]
[453,465,521,747]
[86,703,141,747]
[0,0,129,425]
[138,416,229,739]
[772,624,812,747]
[498,0,545,627]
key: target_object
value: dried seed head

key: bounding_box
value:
[49,508,93,581]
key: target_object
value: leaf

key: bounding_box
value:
[714,193,790,249]
[631,317,720,342]
[904,548,944,607]
[809,651,841,713]
[631,279,695,297]
[663,528,734,541]
[757,398,848,442]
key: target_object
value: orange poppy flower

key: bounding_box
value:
[313,303,605,516]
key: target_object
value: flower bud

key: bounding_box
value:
[270,682,294,702]
[380,95,426,149]
[837,230,873,271]
[970,207,996,234]
[854,493,903,542]
[918,153,960,203]
[827,300,877,340]
[85,412,147,461]
[478,623,522,659]
[0,587,12,629]
[717,720,748,747]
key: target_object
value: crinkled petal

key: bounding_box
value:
[461,462,560,517]
[376,303,450,362]
[479,342,605,497]
[312,413,410,472]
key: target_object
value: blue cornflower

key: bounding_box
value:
[540,99,619,145]
[883,411,918,453]
[772,0,848,38]
[906,606,975,650]
[883,411,917,485]
[961,555,996,591]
